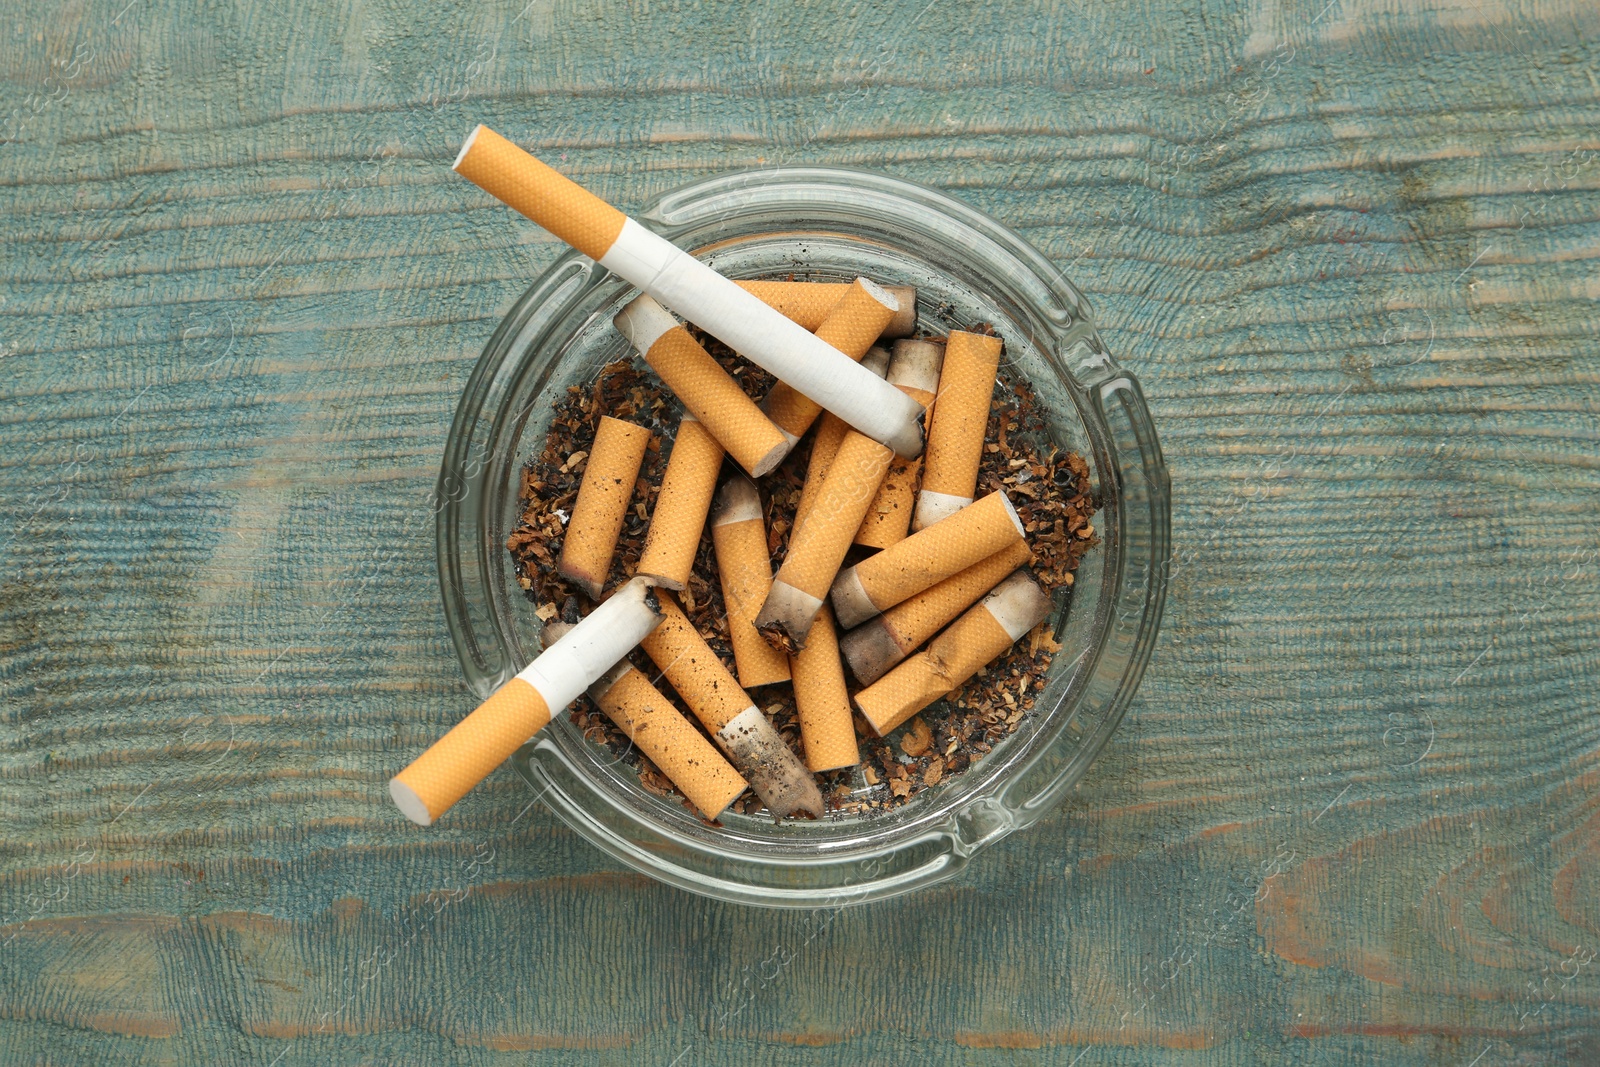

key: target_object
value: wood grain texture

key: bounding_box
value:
[2,0,1598,1062]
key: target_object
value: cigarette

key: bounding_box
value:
[557,415,651,599]
[453,126,923,457]
[760,279,903,443]
[639,593,823,818]
[614,295,792,476]
[854,571,1053,737]
[636,414,724,591]
[389,578,664,826]
[710,476,792,687]
[855,339,945,550]
[792,345,892,537]
[913,330,1003,531]
[789,604,859,773]
[756,430,895,650]
[831,490,1025,631]
[588,662,748,821]
[737,280,918,338]
[839,540,1032,685]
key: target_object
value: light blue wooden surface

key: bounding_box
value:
[2,0,1598,1062]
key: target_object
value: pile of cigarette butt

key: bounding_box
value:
[387,125,1097,829]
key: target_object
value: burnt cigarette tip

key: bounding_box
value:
[560,596,582,624]
[555,563,605,600]
[756,620,802,657]
[712,475,763,525]
[829,566,878,631]
[884,286,918,337]
[837,618,901,686]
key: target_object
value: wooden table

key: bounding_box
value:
[3,0,1597,1062]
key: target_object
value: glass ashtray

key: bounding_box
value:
[435,166,1169,908]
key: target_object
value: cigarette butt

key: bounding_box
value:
[793,345,892,537]
[761,279,902,442]
[637,414,724,590]
[789,604,859,772]
[640,593,823,818]
[855,339,945,550]
[831,490,1025,631]
[737,280,918,338]
[710,477,791,687]
[589,663,748,820]
[757,431,894,650]
[455,126,923,457]
[854,571,1053,736]
[913,330,1003,531]
[614,296,792,476]
[557,415,650,599]
[636,594,748,730]
[840,541,1032,685]
[390,578,663,826]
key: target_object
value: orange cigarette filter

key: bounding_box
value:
[451,125,625,260]
[710,477,791,687]
[789,604,859,772]
[557,415,650,598]
[391,679,550,826]
[590,663,748,820]
[757,430,895,650]
[840,541,1032,685]
[762,279,900,442]
[914,330,1003,531]
[737,280,917,338]
[614,295,792,476]
[636,414,724,591]
[855,571,1053,737]
[640,593,823,817]
[793,345,891,538]
[390,578,663,826]
[856,339,945,550]
[831,490,1026,631]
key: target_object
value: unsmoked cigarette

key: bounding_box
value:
[831,490,1025,631]
[710,476,791,687]
[588,662,748,820]
[856,339,945,550]
[757,429,894,651]
[840,540,1032,685]
[557,415,650,598]
[789,604,859,773]
[792,345,891,537]
[761,280,901,443]
[453,125,923,457]
[640,594,823,818]
[614,295,791,475]
[390,578,664,826]
[854,571,1053,736]
[636,414,724,590]
[913,330,1003,531]
[737,280,917,338]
